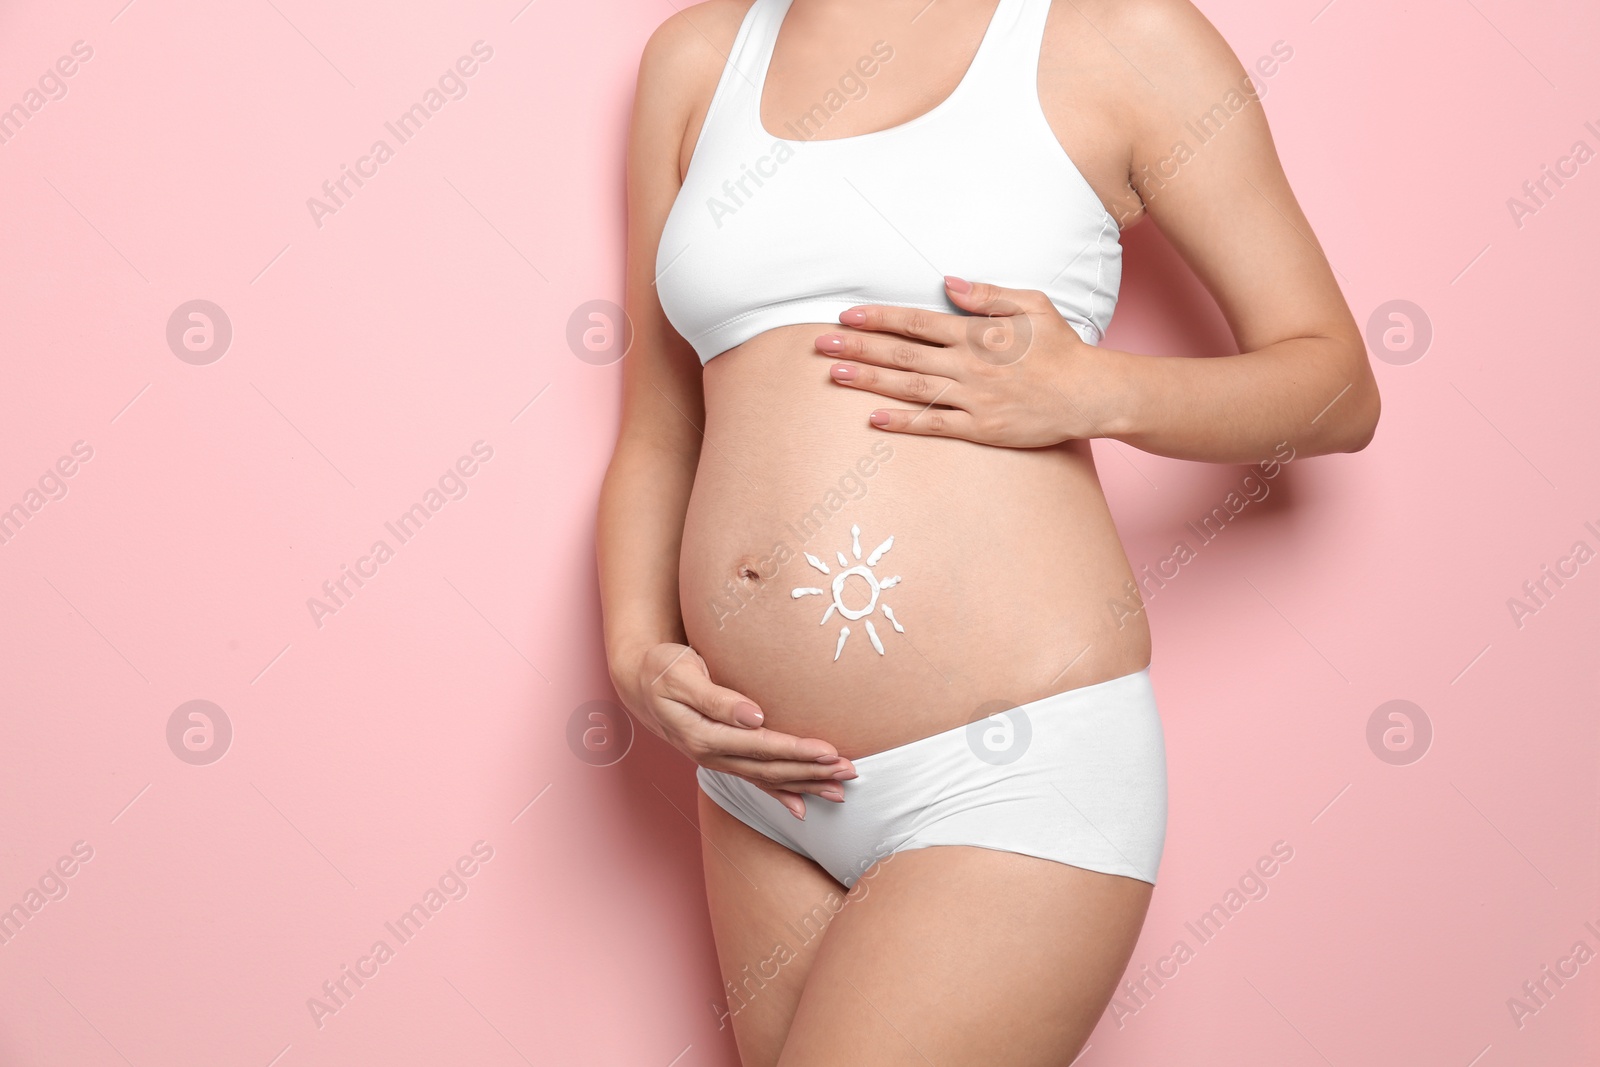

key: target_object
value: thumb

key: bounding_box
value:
[943,276,1048,317]
[758,785,807,820]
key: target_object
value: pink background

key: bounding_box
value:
[1,0,1596,1064]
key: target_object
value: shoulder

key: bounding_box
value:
[1050,0,1266,168]
[637,0,752,88]
[1059,0,1226,45]
[1060,0,1252,90]
[632,0,753,162]
[1039,0,1250,123]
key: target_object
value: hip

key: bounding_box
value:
[697,664,1168,887]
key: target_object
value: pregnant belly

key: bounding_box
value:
[679,326,1151,758]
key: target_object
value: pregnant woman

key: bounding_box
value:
[598,0,1379,1062]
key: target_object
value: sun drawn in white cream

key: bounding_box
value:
[790,523,906,661]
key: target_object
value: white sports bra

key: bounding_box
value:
[655,0,1123,365]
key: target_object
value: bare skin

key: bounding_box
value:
[699,792,1153,1066]
[598,0,1379,1062]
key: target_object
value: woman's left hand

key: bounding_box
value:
[814,276,1124,448]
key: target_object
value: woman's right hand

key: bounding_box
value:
[613,642,856,819]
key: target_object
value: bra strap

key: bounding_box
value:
[742,0,1047,126]
[740,0,794,105]
[715,0,791,128]
[962,0,1050,101]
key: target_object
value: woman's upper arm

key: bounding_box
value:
[1112,0,1367,360]
[620,3,744,448]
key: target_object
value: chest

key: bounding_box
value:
[677,1,1142,227]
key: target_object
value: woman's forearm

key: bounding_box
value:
[1090,333,1381,464]
[596,425,700,675]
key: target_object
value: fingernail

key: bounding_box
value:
[869,411,889,427]
[839,309,866,325]
[944,275,971,294]
[734,702,763,727]
[817,334,845,353]
[830,363,856,381]
[791,800,806,820]
[815,753,842,763]
[821,788,844,802]
[831,767,857,780]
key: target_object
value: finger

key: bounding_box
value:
[943,276,1054,318]
[836,303,965,346]
[709,751,858,785]
[661,704,844,765]
[828,360,963,409]
[756,779,846,802]
[867,404,980,438]
[817,330,965,381]
[657,656,767,729]
[758,786,808,820]
[682,714,848,765]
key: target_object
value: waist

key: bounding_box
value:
[680,326,1149,757]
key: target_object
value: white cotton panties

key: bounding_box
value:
[697,666,1167,889]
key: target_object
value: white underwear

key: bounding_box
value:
[697,666,1167,889]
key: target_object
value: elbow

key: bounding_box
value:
[1338,378,1382,453]
[1329,334,1381,453]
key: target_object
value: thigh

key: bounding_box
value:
[777,845,1154,1067]
[698,788,855,1067]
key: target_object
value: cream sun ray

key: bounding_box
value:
[790,523,907,662]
